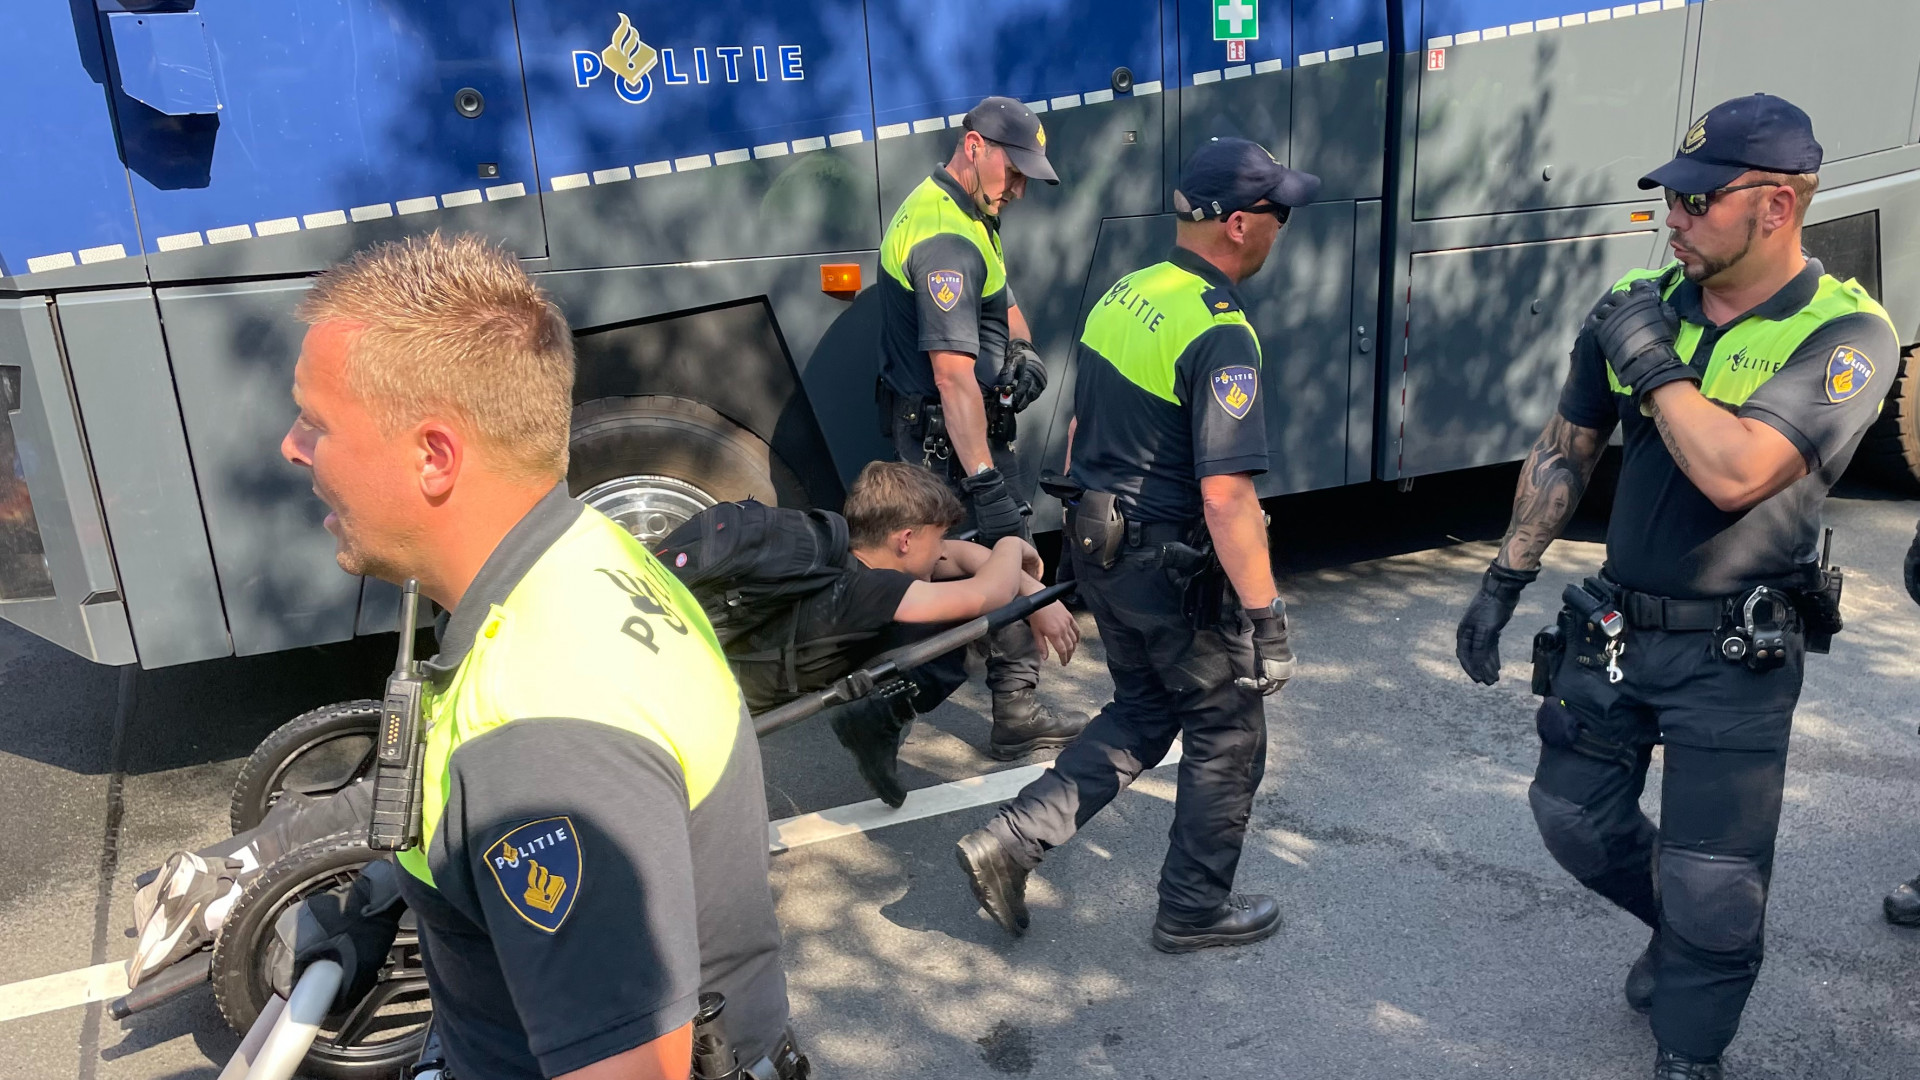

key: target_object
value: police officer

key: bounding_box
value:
[275,234,802,1080]
[955,138,1312,952]
[1453,95,1896,1080]
[875,95,1087,760]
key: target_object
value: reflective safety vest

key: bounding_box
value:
[1080,260,1262,399]
[1605,262,1895,407]
[397,508,743,886]
[879,175,1007,299]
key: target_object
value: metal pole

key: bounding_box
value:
[237,960,343,1080]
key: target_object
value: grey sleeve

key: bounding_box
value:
[1179,325,1269,478]
[1738,312,1900,469]
[903,233,989,357]
[445,718,700,1077]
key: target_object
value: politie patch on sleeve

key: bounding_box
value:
[487,816,580,933]
[927,269,965,312]
[1210,365,1259,420]
[1825,345,1874,403]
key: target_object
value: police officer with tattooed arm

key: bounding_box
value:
[874,95,1087,759]
[273,234,802,1080]
[1455,95,1895,1080]
[957,138,1311,953]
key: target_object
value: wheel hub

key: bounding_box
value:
[576,475,717,546]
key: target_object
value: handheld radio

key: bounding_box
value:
[368,580,427,852]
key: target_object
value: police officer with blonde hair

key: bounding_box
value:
[275,233,802,1080]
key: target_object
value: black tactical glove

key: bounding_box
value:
[959,466,1028,545]
[1455,561,1539,686]
[1235,598,1295,696]
[1005,339,1047,412]
[267,857,406,1011]
[1585,279,1694,404]
[1905,520,1920,608]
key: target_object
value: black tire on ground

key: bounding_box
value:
[568,395,805,520]
[1853,346,1920,491]
[230,701,382,834]
[210,834,430,1080]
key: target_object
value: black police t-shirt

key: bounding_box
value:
[877,171,1014,399]
[1557,260,1897,598]
[1068,248,1271,523]
[395,713,787,1080]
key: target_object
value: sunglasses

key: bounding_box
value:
[1237,202,1292,226]
[1663,181,1780,217]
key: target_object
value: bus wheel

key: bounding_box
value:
[568,396,803,546]
[1854,346,1920,492]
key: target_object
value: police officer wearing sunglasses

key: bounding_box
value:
[957,138,1314,954]
[1454,94,1897,1080]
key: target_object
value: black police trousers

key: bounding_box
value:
[986,539,1266,917]
[1533,610,1804,1060]
[887,394,1039,695]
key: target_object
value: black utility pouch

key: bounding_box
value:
[1069,490,1125,570]
[1531,623,1564,697]
[1795,568,1843,654]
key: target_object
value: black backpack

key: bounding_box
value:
[657,501,873,711]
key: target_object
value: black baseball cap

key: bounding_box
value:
[1174,137,1320,220]
[963,97,1058,185]
[1639,93,1823,195]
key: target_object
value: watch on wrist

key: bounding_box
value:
[1246,597,1285,621]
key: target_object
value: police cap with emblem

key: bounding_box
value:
[964,96,1059,185]
[1173,137,1320,221]
[1639,93,1823,195]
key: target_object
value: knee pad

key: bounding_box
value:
[1528,782,1611,881]
[1659,846,1766,955]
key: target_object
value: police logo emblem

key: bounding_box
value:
[488,817,581,933]
[1681,118,1707,155]
[1826,345,1874,403]
[1211,365,1259,420]
[927,270,965,312]
[1035,122,1046,149]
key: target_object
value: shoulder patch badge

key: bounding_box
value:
[1211,365,1259,420]
[487,816,580,933]
[1826,345,1874,403]
[927,269,965,312]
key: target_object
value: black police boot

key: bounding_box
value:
[1883,874,1920,927]
[1653,1048,1723,1080]
[987,690,1088,761]
[827,686,915,809]
[1150,893,1281,954]
[956,827,1031,936]
[1624,931,1658,1015]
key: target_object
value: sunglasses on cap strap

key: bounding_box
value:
[1663,181,1781,217]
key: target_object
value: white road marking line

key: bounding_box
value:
[1,747,1185,1021]
[769,740,1184,855]
[0,960,129,1023]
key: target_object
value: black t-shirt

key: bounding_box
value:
[876,168,1016,399]
[791,562,917,666]
[1068,246,1270,523]
[1557,259,1897,598]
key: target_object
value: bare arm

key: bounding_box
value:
[1644,382,1807,513]
[1493,411,1612,572]
[1008,304,1033,343]
[931,351,995,474]
[894,537,1027,622]
[556,1024,691,1080]
[1063,416,1077,472]
[1200,473,1276,611]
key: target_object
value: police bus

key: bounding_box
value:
[3,0,1918,669]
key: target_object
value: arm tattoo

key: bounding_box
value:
[1647,398,1692,475]
[1497,413,1608,571]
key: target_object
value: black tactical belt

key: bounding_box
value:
[1615,589,1728,632]
[1126,520,1196,547]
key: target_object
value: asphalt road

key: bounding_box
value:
[4,464,1919,1079]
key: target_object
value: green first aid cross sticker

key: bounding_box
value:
[1214,0,1258,40]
